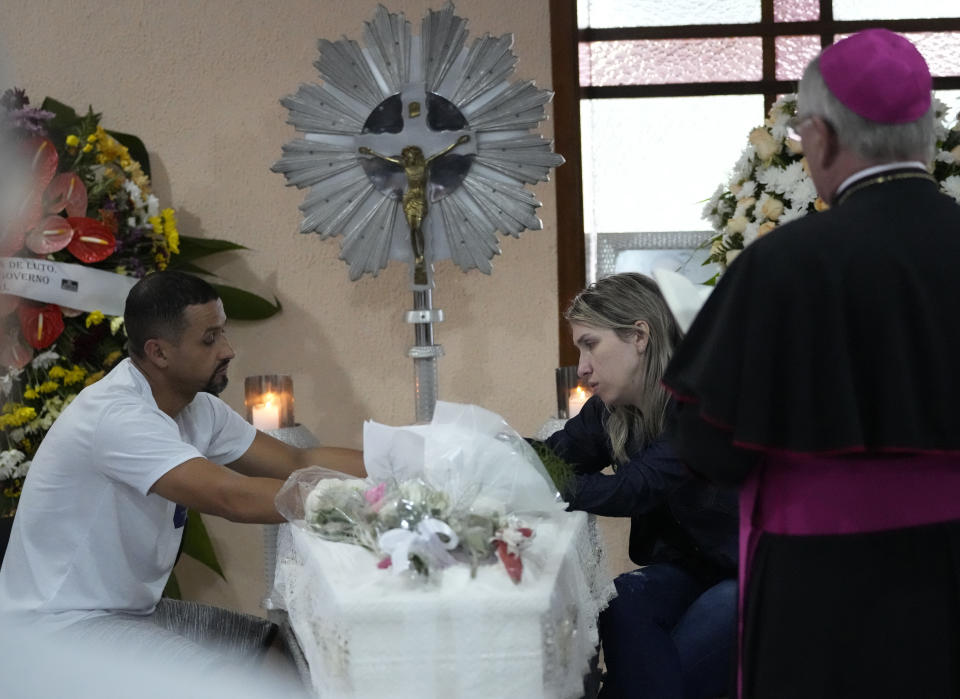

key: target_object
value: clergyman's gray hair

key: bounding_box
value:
[798,55,936,164]
[565,272,683,464]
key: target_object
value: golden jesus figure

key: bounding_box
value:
[359,134,471,284]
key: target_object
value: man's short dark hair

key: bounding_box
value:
[124,271,220,358]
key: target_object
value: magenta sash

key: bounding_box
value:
[736,453,960,697]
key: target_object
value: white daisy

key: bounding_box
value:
[30,351,59,370]
[941,175,960,204]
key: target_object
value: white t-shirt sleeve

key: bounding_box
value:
[94,400,203,496]
[181,393,257,466]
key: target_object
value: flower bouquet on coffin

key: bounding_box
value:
[276,402,566,584]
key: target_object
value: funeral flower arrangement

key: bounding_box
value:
[703,93,959,269]
[701,95,822,270]
[277,402,570,585]
[0,89,278,522]
[302,475,535,582]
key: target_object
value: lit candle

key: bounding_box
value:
[567,386,589,418]
[251,392,281,430]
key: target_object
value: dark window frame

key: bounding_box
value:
[549,0,960,364]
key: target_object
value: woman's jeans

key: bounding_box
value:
[598,563,736,699]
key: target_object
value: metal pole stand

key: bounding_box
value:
[407,287,443,423]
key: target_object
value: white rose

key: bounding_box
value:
[749,127,780,161]
[760,197,784,221]
[725,216,748,234]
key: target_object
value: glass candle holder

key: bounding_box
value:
[244,374,295,430]
[555,366,593,419]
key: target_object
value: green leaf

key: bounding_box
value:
[166,259,213,276]
[528,439,576,497]
[180,509,225,579]
[162,571,182,599]
[177,235,249,262]
[214,284,282,320]
[109,130,151,178]
[39,97,85,132]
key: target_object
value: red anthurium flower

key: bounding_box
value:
[17,302,64,350]
[23,137,58,191]
[0,227,26,257]
[25,214,74,255]
[44,172,88,217]
[0,190,44,255]
[65,217,116,262]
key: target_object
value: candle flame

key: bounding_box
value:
[572,385,587,398]
[259,392,276,408]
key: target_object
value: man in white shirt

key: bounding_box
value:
[0,270,364,633]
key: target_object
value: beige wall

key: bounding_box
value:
[4,0,634,616]
[4,0,562,614]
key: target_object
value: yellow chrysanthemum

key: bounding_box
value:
[3,484,22,499]
[22,387,38,400]
[65,134,80,148]
[47,366,67,379]
[94,126,151,191]
[95,126,128,165]
[85,310,105,328]
[110,316,125,336]
[103,350,124,368]
[148,214,163,239]
[162,208,180,254]
[128,163,150,191]
[63,366,88,386]
[37,381,59,395]
[155,253,168,270]
[0,406,38,428]
[84,370,105,386]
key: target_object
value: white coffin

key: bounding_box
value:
[272,510,612,699]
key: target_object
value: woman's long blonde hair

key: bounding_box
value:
[565,273,683,464]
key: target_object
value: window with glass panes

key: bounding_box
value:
[549,0,960,364]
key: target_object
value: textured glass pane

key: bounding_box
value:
[835,32,960,77]
[904,33,960,78]
[577,0,760,28]
[580,95,764,233]
[774,0,820,21]
[834,0,958,20]
[775,36,822,80]
[580,38,762,87]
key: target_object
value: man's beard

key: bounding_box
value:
[204,361,230,395]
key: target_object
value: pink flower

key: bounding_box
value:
[364,482,386,507]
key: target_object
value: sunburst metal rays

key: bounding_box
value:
[422,4,469,93]
[273,2,564,280]
[363,5,412,94]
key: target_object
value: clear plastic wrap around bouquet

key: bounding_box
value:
[276,402,567,583]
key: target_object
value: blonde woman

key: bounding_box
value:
[543,273,736,699]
